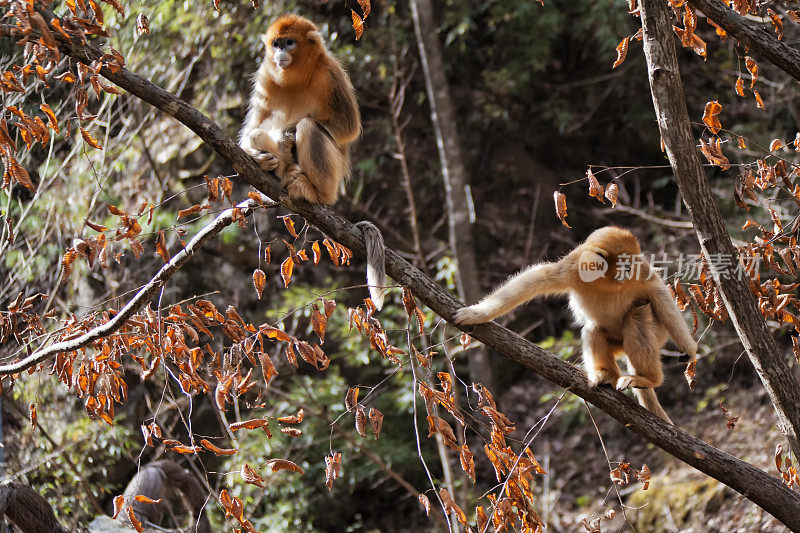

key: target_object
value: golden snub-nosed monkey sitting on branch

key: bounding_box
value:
[240,15,387,309]
[455,226,697,424]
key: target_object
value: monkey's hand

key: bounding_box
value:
[245,147,279,172]
[679,339,698,361]
[453,304,493,325]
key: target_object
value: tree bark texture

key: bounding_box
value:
[638,0,800,461]
[409,0,494,390]
[4,18,800,528]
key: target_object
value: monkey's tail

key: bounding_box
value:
[633,388,673,425]
[356,222,387,310]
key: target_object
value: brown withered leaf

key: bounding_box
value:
[133,495,162,504]
[355,405,368,437]
[311,305,327,342]
[39,103,59,133]
[345,387,359,412]
[267,459,305,475]
[636,463,651,490]
[136,13,150,34]
[368,406,383,439]
[358,0,371,18]
[61,247,78,284]
[280,256,294,287]
[253,268,266,299]
[587,168,605,203]
[770,139,783,152]
[126,507,143,532]
[80,127,103,149]
[200,439,238,456]
[745,56,758,88]
[460,444,475,481]
[155,230,170,263]
[241,463,265,487]
[605,182,619,207]
[177,204,203,219]
[685,360,697,389]
[29,403,37,430]
[735,77,745,97]
[112,495,125,518]
[229,418,269,432]
[767,8,783,40]
[553,191,571,228]
[277,409,304,424]
[612,37,628,69]
[702,101,722,134]
[312,240,321,264]
[351,10,364,40]
[325,452,341,490]
[419,494,431,516]
[281,427,303,437]
[438,488,468,527]
[280,215,299,238]
[754,89,765,109]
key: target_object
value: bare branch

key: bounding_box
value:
[0,198,274,374]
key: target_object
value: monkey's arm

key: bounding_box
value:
[454,261,572,325]
[648,278,697,358]
[319,62,361,147]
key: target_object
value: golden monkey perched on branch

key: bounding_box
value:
[240,14,387,308]
[455,226,697,424]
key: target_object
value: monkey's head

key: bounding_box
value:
[578,226,650,289]
[263,15,325,83]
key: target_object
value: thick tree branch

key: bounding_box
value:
[639,0,800,464]
[688,0,800,82]
[3,20,800,528]
[0,198,272,374]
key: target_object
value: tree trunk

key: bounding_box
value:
[638,0,800,460]
[409,0,494,391]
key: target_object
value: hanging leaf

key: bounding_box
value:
[253,268,266,299]
[553,191,571,228]
[368,406,383,439]
[587,168,605,202]
[612,38,628,69]
[702,100,722,134]
[280,215,299,238]
[735,77,745,97]
[280,256,294,287]
[351,9,364,40]
[745,56,758,88]
[80,127,103,149]
[753,89,765,110]
[267,459,305,475]
[605,183,619,207]
[136,13,150,34]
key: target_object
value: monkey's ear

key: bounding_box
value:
[307,30,324,46]
[260,34,270,47]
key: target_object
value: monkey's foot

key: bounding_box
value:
[284,171,324,204]
[588,369,620,387]
[453,305,492,325]
[616,375,659,390]
[245,148,279,171]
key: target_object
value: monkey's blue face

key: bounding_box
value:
[271,38,297,69]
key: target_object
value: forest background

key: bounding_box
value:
[1,0,800,531]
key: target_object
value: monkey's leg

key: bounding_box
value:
[582,327,621,387]
[284,119,347,205]
[617,318,663,391]
[618,318,672,423]
[242,128,280,172]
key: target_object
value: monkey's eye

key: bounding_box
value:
[285,38,297,48]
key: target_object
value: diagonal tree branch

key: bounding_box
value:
[639,0,800,462]
[0,198,272,374]
[3,19,800,528]
[687,0,800,83]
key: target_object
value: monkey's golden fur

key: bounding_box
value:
[455,226,696,423]
[240,14,360,205]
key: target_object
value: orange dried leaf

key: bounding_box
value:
[735,77,745,97]
[200,438,238,456]
[80,127,103,149]
[587,168,605,202]
[770,139,783,152]
[351,10,364,40]
[419,494,431,516]
[280,215,299,238]
[155,230,170,263]
[241,463,265,487]
[133,495,162,504]
[368,406,383,439]
[745,56,758,88]
[267,458,305,475]
[39,103,59,133]
[345,387,359,412]
[754,89,765,109]
[612,38,628,69]
[229,418,269,432]
[253,268,266,299]
[605,183,619,207]
[177,204,203,219]
[126,507,143,532]
[112,495,125,518]
[280,256,294,287]
[702,101,722,134]
[553,191,571,228]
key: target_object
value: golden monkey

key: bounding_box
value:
[240,14,359,206]
[454,226,697,424]
[241,15,387,308]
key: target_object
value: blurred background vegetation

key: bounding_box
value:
[2,0,799,531]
